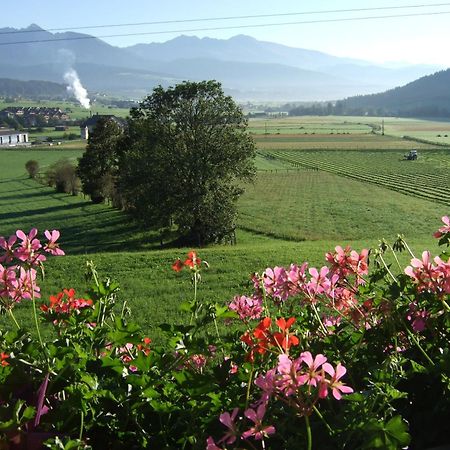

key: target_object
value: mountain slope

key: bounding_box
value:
[338,69,450,116]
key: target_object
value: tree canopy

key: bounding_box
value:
[118,80,256,245]
[77,118,123,203]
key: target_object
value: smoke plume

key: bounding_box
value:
[64,69,91,109]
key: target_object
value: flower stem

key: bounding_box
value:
[79,410,85,442]
[8,308,20,329]
[245,365,254,410]
[305,415,312,450]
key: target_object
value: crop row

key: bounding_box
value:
[265,150,450,206]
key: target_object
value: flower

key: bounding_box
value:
[322,362,354,400]
[172,259,184,272]
[184,251,201,268]
[218,408,239,445]
[206,436,221,450]
[242,403,275,440]
[43,230,65,256]
[297,351,327,388]
[229,295,263,321]
[0,234,17,264]
[14,228,46,265]
[273,317,300,352]
[1,352,10,366]
[434,215,450,238]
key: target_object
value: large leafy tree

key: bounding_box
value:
[77,118,123,203]
[118,80,256,245]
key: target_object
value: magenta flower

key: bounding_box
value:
[43,230,65,256]
[255,368,277,403]
[322,362,354,400]
[218,408,239,445]
[242,403,275,441]
[406,302,429,332]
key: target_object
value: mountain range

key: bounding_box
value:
[0,24,445,101]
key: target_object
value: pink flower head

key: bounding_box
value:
[229,295,263,321]
[406,302,429,332]
[255,368,277,403]
[16,267,40,300]
[218,408,239,445]
[307,266,331,296]
[242,403,275,441]
[0,264,18,300]
[434,215,450,239]
[322,362,354,400]
[297,351,327,387]
[43,230,65,256]
[14,228,46,265]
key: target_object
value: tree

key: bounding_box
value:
[25,160,39,179]
[77,118,123,203]
[118,80,256,245]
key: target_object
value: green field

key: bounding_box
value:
[1,116,447,336]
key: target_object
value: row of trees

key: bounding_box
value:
[77,81,256,245]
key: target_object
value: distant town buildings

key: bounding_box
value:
[0,107,70,125]
[0,128,29,146]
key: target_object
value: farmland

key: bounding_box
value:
[0,116,448,335]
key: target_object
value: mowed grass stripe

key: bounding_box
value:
[266,149,450,206]
[237,170,446,242]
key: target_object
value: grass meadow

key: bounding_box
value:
[1,116,448,338]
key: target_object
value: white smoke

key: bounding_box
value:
[64,69,91,109]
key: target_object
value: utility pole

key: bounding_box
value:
[381,119,385,135]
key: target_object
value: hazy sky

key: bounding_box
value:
[4,0,450,66]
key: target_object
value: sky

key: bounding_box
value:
[3,0,450,66]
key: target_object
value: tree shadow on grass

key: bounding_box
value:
[0,202,89,222]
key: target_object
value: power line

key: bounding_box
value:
[1,2,449,35]
[1,10,449,46]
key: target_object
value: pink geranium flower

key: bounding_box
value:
[14,228,46,265]
[44,230,65,256]
[218,408,239,445]
[322,363,354,400]
[297,351,327,387]
[242,404,275,441]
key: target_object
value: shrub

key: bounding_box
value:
[45,159,81,195]
[24,160,39,179]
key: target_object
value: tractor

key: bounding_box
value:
[405,150,418,160]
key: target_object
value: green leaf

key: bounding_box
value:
[385,416,411,447]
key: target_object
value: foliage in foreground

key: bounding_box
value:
[0,217,449,449]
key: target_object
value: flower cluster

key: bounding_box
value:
[209,351,352,448]
[404,251,450,297]
[40,288,93,316]
[241,317,300,361]
[0,229,64,309]
[117,337,152,372]
[233,247,370,329]
[228,295,263,321]
[172,250,202,272]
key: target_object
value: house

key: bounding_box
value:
[79,113,126,139]
[0,129,29,147]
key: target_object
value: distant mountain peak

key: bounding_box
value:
[26,23,44,31]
